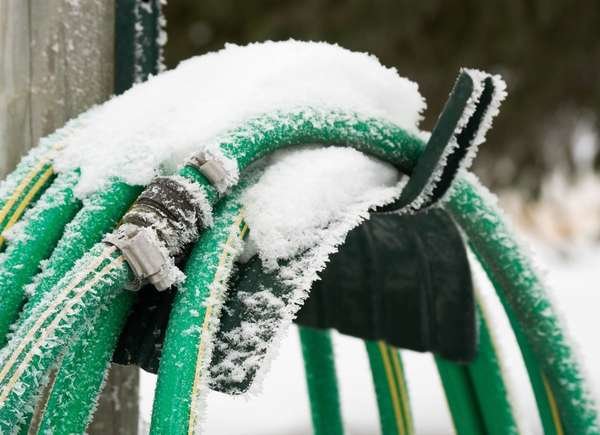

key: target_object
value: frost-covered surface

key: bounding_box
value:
[450,174,599,431]
[0,244,130,427]
[404,69,507,212]
[134,0,167,81]
[243,146,404,269]
[140,237,600,435]
[205,146,405,393]
[186,209,247,435]
[210,288,287,390]
[138,169,600,434]
[49,40,425,197]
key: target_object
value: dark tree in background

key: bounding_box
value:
[164,0,600,194]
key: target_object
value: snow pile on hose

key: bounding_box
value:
[212,146,406,393]
[243,146,404,271]
[50,40,425,197]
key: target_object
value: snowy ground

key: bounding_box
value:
[138,199,600,435]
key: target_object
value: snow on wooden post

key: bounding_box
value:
[0,1,139,433]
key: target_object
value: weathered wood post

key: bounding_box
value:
[0,1,139,433]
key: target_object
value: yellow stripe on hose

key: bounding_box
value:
[240,222,249,240]
[0,166,54,247]
[0,147,58,228]
[0,256,125,406]
[188,215,246,434]
[542,374,565,435]
[378,341,406,435]
[0,246,117,385]
[390,347,413,434]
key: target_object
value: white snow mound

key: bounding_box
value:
[221,145,406,394]
[243,146,404,270]
[48,40,425,197]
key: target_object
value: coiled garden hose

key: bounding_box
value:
[8,182,143,433]
[448,176,598,434]
[0,180,140,355]
[150,109,594,433]
[0,107,595,435]
[0,243,132,432]
[0,171,81,343]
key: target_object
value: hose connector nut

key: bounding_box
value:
[105,227,174,291]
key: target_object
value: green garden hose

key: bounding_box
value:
[26,181,152,433]
[511,312,565,435]
[437,305,519,435]
[0,107,595,434]
[151,187,248,434]
[465,307,518,435]
[448,175,599,434]
[14,182,143,432]
[0,171,81,343]
[299,327,345,435]
[0,181,140,350]
[0,143,59,247]
[0,243,132,432]
[36,289,135,434]
[366,341,413,435]
[435,357,486,435]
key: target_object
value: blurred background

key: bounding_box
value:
[163,0,600,196]
[1,1,598,433]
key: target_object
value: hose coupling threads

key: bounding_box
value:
[106,176,211,291]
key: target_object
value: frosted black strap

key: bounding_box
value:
[384,70,496,212]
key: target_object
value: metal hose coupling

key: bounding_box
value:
[105,176,211,291]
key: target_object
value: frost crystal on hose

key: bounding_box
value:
[209,146,408,394]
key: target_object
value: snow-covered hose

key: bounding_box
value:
[36,289,135,434]
[299,327,344,435]
[0,171,81,343]
[0,243,132,432]
[0,180,140,347]
[181,108,596,433]
[151,187,248,434]
[447,176,599,434]
[31,183,152,432]
[147,108,594,433]
[0,182,143,433]
[366,341,413,435]
[0,143,58,247]
[16,181,142,321]
[0,108,594,433]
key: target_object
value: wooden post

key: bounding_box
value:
[0,1,139,433]
[0,0,32,176]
